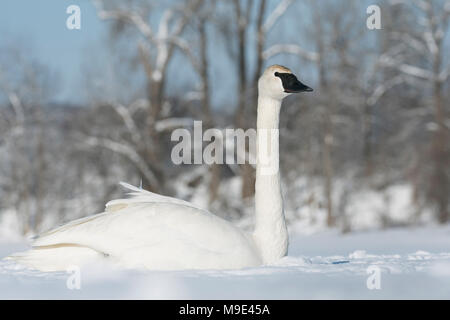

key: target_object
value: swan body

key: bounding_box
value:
[6,65,312,271]
[15,201,261,271]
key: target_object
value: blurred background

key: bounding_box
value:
[0,0,449,239]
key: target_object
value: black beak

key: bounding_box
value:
[275,72,313,93]
[286,80,313,93]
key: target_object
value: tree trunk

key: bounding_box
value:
[430,65,449,223]
[232,0,256,199]
[322,116,334,227]
[198,16,221,205]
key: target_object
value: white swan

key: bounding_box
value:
[7,65,312,272]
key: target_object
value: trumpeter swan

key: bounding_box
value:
[7,65,312,271]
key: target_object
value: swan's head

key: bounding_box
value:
[258,65,313,101]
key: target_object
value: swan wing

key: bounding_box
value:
[30,202,261,270]
[35,183,166,238]
[36,183,210,247]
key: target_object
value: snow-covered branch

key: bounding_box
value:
[390,32,427,55]
[93,0,154,41]
[262,0,295,33]
[78,135,159,188]
[379,55,434,80]
[263,44,319,62]
[0,71,25,125]
[108,101,143,148]
[7,92,25,125]
[152,0,202,81]
[168,36,201,74]
[94,0,200,83]
[423,30,439,56]
[367,76,405,106]
[154,117,195,133]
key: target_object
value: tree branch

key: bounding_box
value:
[262,0,294,33]
[93,0,154,42]
[263,44,319,61]
[77,135,159,189]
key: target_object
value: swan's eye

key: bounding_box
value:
[274,72,280,77]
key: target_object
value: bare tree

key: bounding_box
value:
[0,49,59,234]
[93,0,202,193]
[380,0,450,223]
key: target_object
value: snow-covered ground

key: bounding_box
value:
[1,225,449,299]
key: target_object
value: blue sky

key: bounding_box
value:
[0,0,237,106]
[0,0,108,103]
[0,0,254,107]
[0,0,317,107]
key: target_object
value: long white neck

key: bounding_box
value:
[253,95,288,264]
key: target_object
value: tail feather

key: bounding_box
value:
[119,181,152,196]
[105,181,206,213]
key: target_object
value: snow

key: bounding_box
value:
[1,225,450,299]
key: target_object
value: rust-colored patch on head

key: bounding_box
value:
[268,65,292,73]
